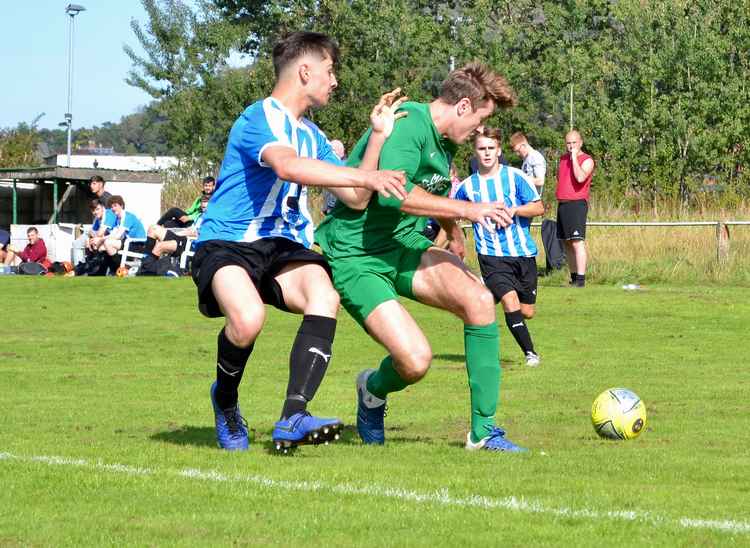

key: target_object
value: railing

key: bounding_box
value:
[459,220,750,263]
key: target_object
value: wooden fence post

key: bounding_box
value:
[716,221,730,264]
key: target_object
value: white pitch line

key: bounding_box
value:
[2,451,749,535]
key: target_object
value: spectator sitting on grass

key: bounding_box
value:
[3,227,49,270]
[157,176,215,228]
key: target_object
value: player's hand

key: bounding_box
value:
[363,169,407,200]
[464,201,513,230]
[370,88,408,139]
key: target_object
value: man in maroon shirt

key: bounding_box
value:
[555,130,595,287]
[3,227,48,266]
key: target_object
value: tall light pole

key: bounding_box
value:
[64,3,86,167]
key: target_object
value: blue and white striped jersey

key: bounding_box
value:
[197,96,342,248]
[454,166,540,257]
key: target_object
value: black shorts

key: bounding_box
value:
[192,238,332,318]
[164,231,189,255]
[478,255,538,305]
[556,200,588,240]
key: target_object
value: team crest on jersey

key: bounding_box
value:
[420,173,451,194]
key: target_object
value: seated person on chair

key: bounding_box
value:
[86,199,117,253]
[143,196,207,264]
[103,195,147,258]
[157,176,215,228]
[0,229,10,264]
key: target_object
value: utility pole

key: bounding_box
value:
[64,4,86,167]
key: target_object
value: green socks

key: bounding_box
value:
[366,355,409,400]
[464,322,501,443]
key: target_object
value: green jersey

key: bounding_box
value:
[316,102,456,258]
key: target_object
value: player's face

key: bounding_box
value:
[565,133,582,154]
[203,180,215,194]
[474,136,500,171]
[27,231,38,245]
[512,142,528,158]
[93,204,104,219]
[90,181,103,195]
[305,53,338,107]
[111,203,123,217]
[448,99,495,144]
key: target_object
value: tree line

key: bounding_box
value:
[4,0,748,202]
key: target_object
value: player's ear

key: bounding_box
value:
[298,62,311,84]
[456,97,472,116]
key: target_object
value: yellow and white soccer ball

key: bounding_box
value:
[591,388,647,440]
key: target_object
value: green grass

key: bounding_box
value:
[2,277,749,546]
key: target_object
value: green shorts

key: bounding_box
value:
[328,232,433,327]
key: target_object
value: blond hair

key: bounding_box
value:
[440,62,517,110]
[509,132,528,148]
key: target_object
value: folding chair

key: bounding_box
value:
[119,237,147,269]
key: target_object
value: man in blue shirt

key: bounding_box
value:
[86,198,117,253]
[193,31,407,452]
[454,128,544,366]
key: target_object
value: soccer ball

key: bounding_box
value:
[116,266,130,278]
[591,388,647,440]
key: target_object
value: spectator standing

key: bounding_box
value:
[555,129,595,287]
[89,175,112,207]
[510,132,546,196]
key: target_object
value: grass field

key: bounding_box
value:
[2,277,749,546]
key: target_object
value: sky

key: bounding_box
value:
[0,1,156,130]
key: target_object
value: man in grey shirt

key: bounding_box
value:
[510,132,546,196]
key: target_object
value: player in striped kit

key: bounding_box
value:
[192,31,408,452]
[454,128,544,366]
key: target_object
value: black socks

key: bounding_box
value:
[504,310,535,355]
[215,328,253,410]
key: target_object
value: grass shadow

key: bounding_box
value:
[150,425,221,448]
[432,353,465,363]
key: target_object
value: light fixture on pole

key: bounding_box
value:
[64,3,86,168]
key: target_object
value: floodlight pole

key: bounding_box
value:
[64,4,86,168]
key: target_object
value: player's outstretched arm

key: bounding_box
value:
[262,146,407,200]
[328,88,409,210]
[400,186,514,230]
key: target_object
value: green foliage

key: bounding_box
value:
[0,123,42,168]
[124,0,750,200]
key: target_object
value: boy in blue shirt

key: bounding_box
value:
[454,128,544,366]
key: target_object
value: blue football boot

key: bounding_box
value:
[272,412,343,454]
[465,426,528,453]
[356,369,387,445]
[210,382,249,451]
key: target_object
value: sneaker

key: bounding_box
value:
[272,412,342,454]
[525,351,541,367]
[465,427,528,453]
[210,382,249,451]
[356,369,387,445]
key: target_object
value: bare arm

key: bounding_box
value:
[435,217,466,259]
[400,186,513,229]
[507,200,545,220]
[262,147,406,200]
[571,151,594,183]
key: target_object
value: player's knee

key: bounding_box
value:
[400,344,432,383]
[227,307,265,346]
[461,286,495,323]
[317,284,340,313]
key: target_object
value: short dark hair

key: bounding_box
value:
[89,198,105,211]
[272,31,339,78]
[202,176,215,185]
[109,195,125,208]
[89,175,104,184]
[27,226,38,235]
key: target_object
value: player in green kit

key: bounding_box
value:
[317,62,528,452]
